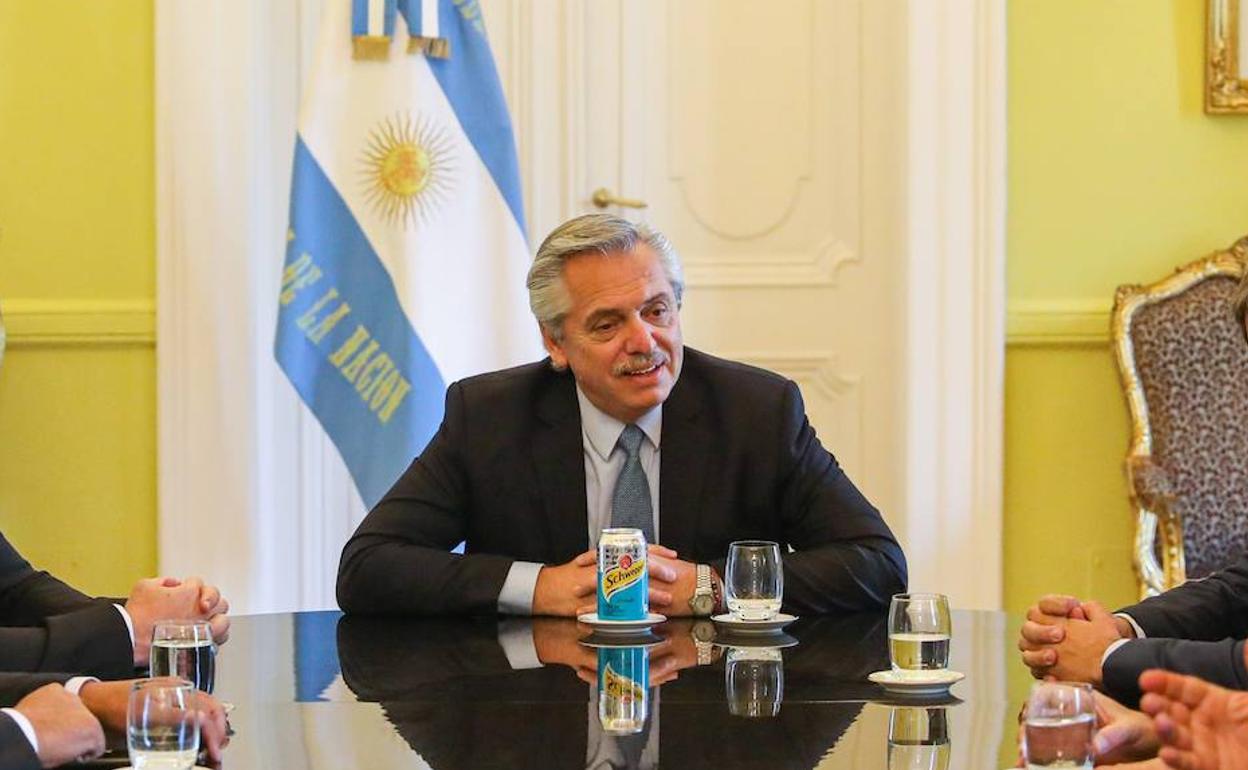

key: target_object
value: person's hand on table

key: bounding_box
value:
[533,550,597,617]
[1018,594,1132,685]
[196,583,231,645]
[642,545,698,617]
[1091,691,1161,764]
[14,683,105,768]
[79,678,230,763]
[125,576,221,666]
[567,544,686,617]
[1139,667,1248,770]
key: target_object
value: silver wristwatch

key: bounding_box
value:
[689,563,715,617]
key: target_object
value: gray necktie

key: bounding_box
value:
[611,424,655,543]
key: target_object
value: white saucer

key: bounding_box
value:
[868,668,964,695]
[577,612,667,634]
[710,612,797,634]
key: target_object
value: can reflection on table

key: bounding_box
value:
[598,645,649,734]
[887,707,950,770]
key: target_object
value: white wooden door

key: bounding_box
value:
[488,0,907,527]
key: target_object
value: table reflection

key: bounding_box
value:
[195,608,1013,769]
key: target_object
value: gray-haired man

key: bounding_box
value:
[337,214,907,617]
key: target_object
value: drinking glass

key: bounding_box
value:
[887,707,950,770]
[724,646,784,718]
[150,619,216,693]
[725,541,783,620]
[127,679,200,770]
[1022,681,1095,769]
[887,593,951,676]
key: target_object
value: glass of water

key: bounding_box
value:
[725,541,783,620]
[887,707,950,770]
[127,679,200,770]
[888,593,951,676]
[151,619,216,693]
[1022,681,1095,769]
[724,647,784,718]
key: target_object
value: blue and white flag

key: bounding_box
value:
[275,0,539,508]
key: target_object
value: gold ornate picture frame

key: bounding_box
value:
[1208,0,1248,113]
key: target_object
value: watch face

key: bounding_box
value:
[690,595,715,616]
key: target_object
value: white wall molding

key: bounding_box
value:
[1,298,154,347]
[901,0,1007,610]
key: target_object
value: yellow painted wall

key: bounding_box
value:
[0,1,156,595]
[1005,0,1248,612]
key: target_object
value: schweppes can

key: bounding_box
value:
[598,645,649,734]
[597,527,648,620]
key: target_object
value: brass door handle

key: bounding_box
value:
[591,187,648,209]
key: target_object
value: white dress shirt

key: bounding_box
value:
[497,386,662,614]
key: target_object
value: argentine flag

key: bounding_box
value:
[275,0,539,508]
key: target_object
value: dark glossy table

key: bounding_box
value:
[193,609,1031,769]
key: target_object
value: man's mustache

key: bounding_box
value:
[614,352,668,376]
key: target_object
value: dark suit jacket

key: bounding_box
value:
[0,533,133,680]
[337,348,907,615]
[1103,556,1248,705]
[0,711,39,770]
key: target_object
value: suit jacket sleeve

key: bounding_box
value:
[1115,555,1248,640]
[1102,638,1248,707]
[0,534,133,679]
[0,673,73,708]
[0,712,40,770]
[337,382,517,615]
[721,381,907,615]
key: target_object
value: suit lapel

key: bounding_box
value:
[659,356,711,558]
[533,370,590,560]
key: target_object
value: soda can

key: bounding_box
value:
[598,527,648,620]
[598,645,649,734]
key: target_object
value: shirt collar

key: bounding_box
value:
[575,386,663,461]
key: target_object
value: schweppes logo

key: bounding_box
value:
[603,663,644,703]
[601,554,645,603]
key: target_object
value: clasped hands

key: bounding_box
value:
[532,544,698,617]
[1017,593,1136,686]
[125,576,231,667]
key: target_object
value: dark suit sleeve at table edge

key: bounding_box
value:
[772,380,907,614]
[0,534,134,679]
[337,381,516,615]
[1102,638,1248,707]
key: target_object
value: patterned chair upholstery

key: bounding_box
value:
[1113,236,1248,598]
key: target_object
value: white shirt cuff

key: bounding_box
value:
[64,676,98,696]
[113,603,136,647]
[1102,638,1133,667]
[1115,612,1146,639]
[497,619,542,669]
[3,707,38,755]
[497,561,544,615]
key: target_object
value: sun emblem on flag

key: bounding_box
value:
[360,112,454,228]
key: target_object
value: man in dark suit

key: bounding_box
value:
[338,214,906,617]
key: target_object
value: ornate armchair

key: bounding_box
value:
[1113,236,1248,598]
